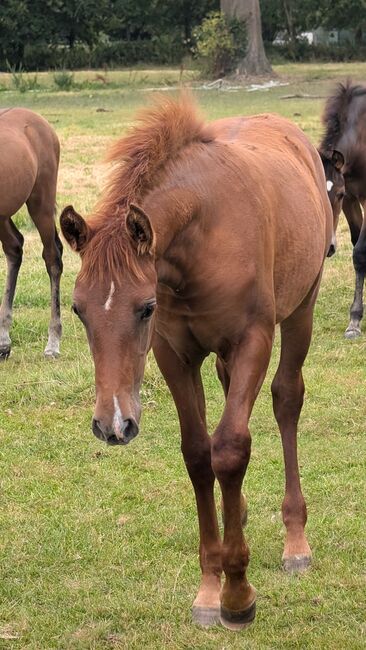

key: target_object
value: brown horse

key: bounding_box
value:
[320,81,366,338]
[61,95,332,630]
[0,107,62,359]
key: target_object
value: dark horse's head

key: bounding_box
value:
[319,150,345,257]
[60,203,157,446]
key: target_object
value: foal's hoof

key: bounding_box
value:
[192,605,221,627]
[220,600,256,631]
[282,554,312,574]
[44,349,60,359]
[0,347,11,360]
[344,326,361,340]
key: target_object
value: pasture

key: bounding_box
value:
[0,62,365,649]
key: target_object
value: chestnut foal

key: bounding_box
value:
[0,108,62,358]
[61,96,333,630]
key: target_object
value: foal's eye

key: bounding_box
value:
[140,302,156,320]
[337,192,345,200]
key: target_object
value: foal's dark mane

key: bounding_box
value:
[320,80,366,154]
[81,94,214,281]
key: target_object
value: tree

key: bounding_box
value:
[221,0,272,75]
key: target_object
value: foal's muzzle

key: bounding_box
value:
[92,417,139,446]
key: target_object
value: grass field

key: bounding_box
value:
[0,63,366,649]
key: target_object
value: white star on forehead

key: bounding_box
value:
[104,281,115,311]
[326,180,333,192]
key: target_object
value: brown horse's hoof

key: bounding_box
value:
[192,605,221,627]
[220,600,256,631]
[282,554,312,574]
[344,326,361,339]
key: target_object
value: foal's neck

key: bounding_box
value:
[143,187,199,258]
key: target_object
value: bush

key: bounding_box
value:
[53,70,75,90]
[193,12,247,79]
[269,40,366,62]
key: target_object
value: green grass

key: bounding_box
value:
[1,63,366,649]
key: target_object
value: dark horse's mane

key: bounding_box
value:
[320,80,366,154]
[80,94,214,281]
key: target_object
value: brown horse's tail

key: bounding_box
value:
[320,80,366,153]
[102,93,215,212]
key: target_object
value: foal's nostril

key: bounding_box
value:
[122,418,139,442]
[92,418,106,441]
[327,243,336,257]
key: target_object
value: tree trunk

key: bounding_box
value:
[221,0,272,75]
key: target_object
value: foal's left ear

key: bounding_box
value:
[126,204,155,256]
[331,150,345,171]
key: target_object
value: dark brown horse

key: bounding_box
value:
[61,95,332,630]
[0,107,62,359]
[319,81,366,338]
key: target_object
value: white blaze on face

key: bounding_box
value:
[326,180,333,192]
[113,394,123,437]
[104,281,115,311]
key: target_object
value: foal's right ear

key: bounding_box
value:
[60,205,90,252]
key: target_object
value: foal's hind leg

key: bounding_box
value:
[154,333,222,627]
[271,305,314,573]
[27,195,63,358]
[0,219,24,358]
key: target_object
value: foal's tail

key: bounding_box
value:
[320,79,366,152]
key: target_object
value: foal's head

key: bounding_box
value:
[319,150,345,257]
[61,204,157,445]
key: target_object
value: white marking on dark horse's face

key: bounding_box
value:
[104,281,115,311]
[326,180,334,192]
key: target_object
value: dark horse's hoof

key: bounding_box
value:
[0,347,10,360]
[282,554,312,574]
[220,599,256,631]
[344,326,361,340]
[192,605,221,627]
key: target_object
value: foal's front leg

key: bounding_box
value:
[153,333,222,627]
[211,325,273,630]
[345,202,366,339]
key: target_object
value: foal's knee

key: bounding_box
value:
[271,372,304,425]
[211,426,251,482]
[181,434,213,484]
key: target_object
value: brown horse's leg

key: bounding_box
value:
[211,324,273,630]
[27,195,63,358]
[271,306,314,573]
[216,357,248,527]
[345,203,366,339]
[153,333,222,627]
[0,218,24,359]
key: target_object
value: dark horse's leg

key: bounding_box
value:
[153,333,222,627]
[271,300,315,573]
[27,190,63,358]
[345,200,366,339]
[211,323,274,630]
[343,195,363,248]
[0,218,24,359]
